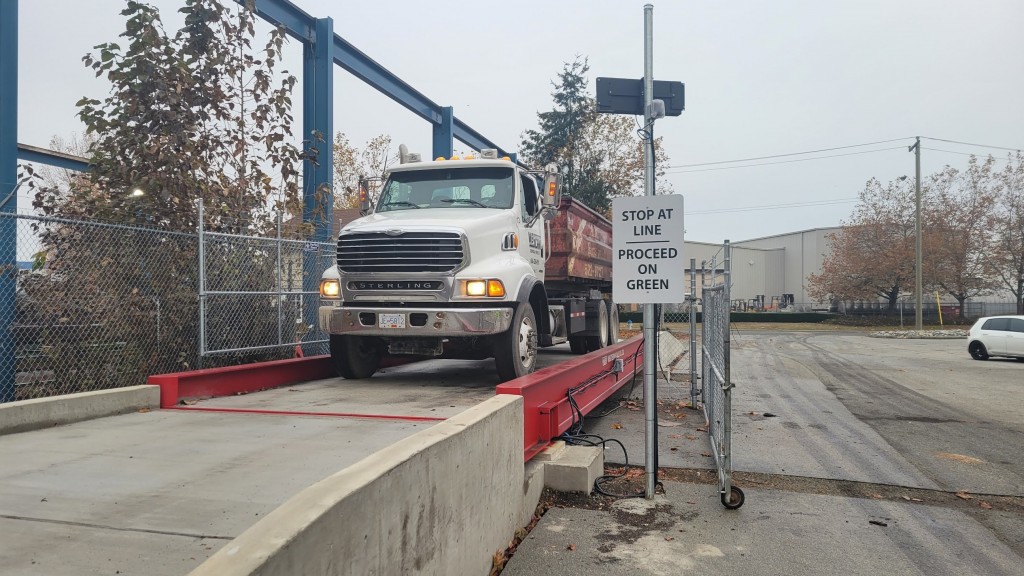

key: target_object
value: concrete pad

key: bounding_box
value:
[504,481,1023,576]
[0,385,159,435]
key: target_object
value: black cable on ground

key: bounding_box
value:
[558,338,649,498]
[558,433,644,498]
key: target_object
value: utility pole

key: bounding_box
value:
[642,3,658,500]
[909,137,922,331]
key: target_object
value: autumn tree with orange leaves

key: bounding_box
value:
[808,177,918,311]
[812,154,1024,317]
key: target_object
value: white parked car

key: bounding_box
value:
[967,315,1024,361]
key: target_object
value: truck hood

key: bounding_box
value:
[341,208,517,235]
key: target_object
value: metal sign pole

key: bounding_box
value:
[642,3,658,500]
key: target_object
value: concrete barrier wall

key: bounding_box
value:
[0,385,160,435]
[191,394,534,576]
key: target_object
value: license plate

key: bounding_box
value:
[379,313,406,329]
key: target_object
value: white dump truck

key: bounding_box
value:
[318,148,617,382]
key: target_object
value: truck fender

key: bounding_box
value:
[514,276,551,340]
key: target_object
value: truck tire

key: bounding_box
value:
[494,304,538,381]
[586,300,610,351]
[568,335,588,354]
[330,335,381,379]
[607,301,620,344]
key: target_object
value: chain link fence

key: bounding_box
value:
[701,240,744,509]
[2,210,331,403]
[198,205,333,356]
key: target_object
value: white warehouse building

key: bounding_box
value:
[682,227,839,311]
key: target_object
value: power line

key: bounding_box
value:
[663,147,905,174]
[689,197,858,215]
[662,137,912,169]
[921,137,1022,152]
[922,147,1020,161]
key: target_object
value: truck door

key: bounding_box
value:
[519,173,544,278]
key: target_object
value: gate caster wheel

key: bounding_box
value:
[722,486,745,509]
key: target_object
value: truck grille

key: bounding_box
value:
[337,232,465,273]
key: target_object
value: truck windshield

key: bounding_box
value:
[377,167,515,212]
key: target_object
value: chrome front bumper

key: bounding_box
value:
[319,305,513,337]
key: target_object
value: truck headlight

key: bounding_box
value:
[461,279,505,298]
[465,280,487,296]
[320,279,340,298]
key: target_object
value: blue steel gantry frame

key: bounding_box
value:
[0,0,519,401]
[1,0,18,402]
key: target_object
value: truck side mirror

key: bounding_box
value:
[541,173,561,208]
[358,177,372,214]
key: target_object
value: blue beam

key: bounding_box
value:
[301,17,333,353]
[248,0,315,42]
[302,17,333,236]
[244,1,517,157]
[1,0,17,402]
[452,117,509,156]
[432,106,453,159]
[17,144,89,172]
[330,35,514,157]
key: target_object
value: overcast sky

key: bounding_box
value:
[15,0,1024,242]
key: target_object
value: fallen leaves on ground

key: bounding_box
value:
[901,496,923,502]
[955,490,973,500]
[870,493,884,500]
[979,501,993,510]
[611,423,623,430]
[566,544,577,551]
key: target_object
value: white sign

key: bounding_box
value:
[612,194,685,304]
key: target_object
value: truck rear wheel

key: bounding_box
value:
[586,300,610,351]
[330,335,381,379]
[494,304,538,382]
[608,301,620,344]
[568,335,588,354]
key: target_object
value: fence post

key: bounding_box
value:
[689,258,698,409]
[722,240,732,479]
[0,0,18,403]
[197,200,206,364]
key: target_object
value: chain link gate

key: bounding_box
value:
[701,240,744,509]
[197,202,334,358]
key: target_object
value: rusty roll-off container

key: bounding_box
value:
[545,197,613,294]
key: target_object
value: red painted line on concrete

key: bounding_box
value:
[163,405,447,423]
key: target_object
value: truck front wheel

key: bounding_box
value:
[330,335,381,379]
[494,304,538,382]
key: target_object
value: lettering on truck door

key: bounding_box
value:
[520,174,544,277]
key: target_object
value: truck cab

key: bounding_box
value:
[319,149,615,382]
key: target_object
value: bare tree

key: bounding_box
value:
[332,133,394,209]
[989,152,1024,314]
[924,157,999,316]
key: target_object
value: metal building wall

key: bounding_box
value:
[734,227,838,306]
